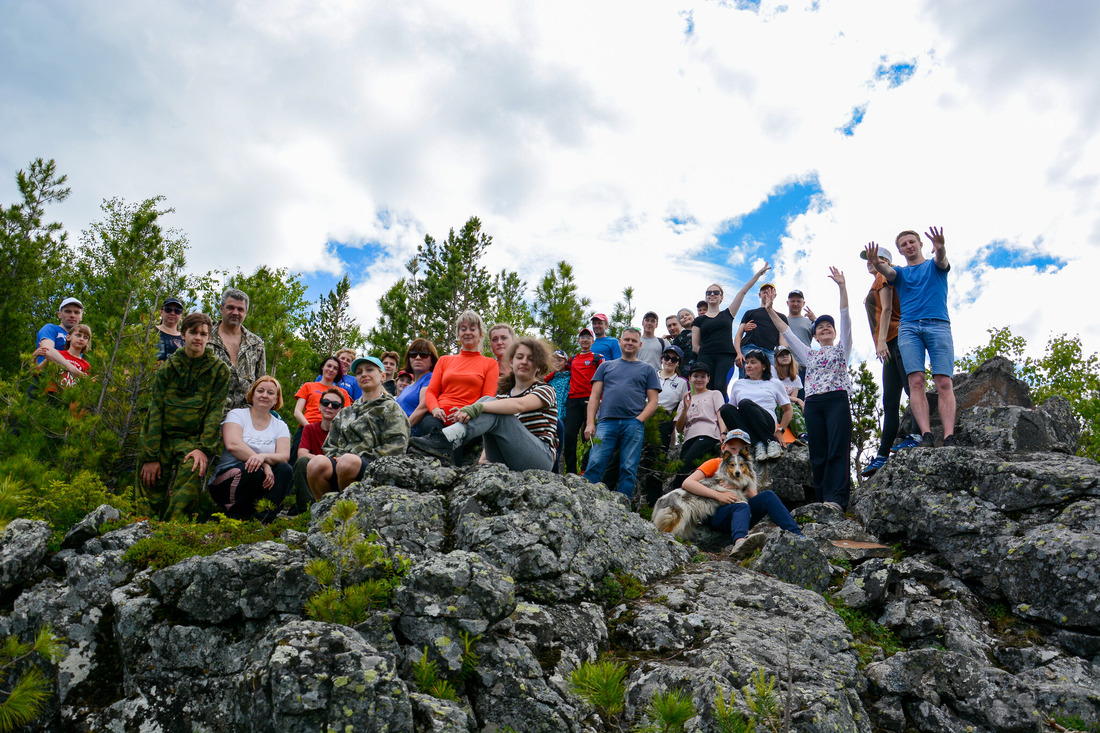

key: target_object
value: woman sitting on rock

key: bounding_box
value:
[395,337,440,432]
[763,268,852,511]
[720,350,793,463]
[209,376,292,522]
[410,337,558,472]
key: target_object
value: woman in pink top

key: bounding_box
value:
[672,362,727,487]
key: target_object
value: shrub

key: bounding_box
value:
[636,688,696,733]
[569,659,626,724]
[0,626,65,732]
[122,512,308,570]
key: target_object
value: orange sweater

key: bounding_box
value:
[424,350,499,413]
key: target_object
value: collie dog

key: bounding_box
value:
[652,448,756,539]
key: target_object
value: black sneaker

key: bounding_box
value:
[942,434,957,447]
[409,430,456,463]
[918,432,935,448]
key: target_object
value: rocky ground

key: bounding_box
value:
[0,357,1097,732]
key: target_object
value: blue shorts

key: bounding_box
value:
[898,319,954,377]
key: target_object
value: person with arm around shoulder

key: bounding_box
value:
[694,262,772,394]
[35,296,83,369]
[289,386,344,513]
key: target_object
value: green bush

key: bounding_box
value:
[569,659,626,725]
[122,513,309,571]
[0,626,65,732]
[636,688,695,733]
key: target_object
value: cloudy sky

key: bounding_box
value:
[2,0,1097,364]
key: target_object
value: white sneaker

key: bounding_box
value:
[754,442,768,462]
[823,501,843,512]
[729,532,767,560]
[766,441,783,459]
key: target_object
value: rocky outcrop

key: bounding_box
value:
[0,518,51,592]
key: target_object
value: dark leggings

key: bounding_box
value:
[209,462,292,522]
[805,390,851,508]
[877,338,911,457]
[719,400,780,447]
[563,397,589,474]
[674,435,719,487]
[697,351,737,396]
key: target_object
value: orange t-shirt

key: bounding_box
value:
[295,382,351,423]
[424,351,499,413]
[696,457,722,479]
[870,273,901,344]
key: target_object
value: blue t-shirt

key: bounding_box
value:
[591,336,621,361]
[893,259,951,322]
[592,359,660,420]
[35,324,68,365]
[316,373,362,401]
[395,371,433,417]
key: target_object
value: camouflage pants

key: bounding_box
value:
[136,437,216,521]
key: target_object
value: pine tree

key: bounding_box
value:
[610,286,637,337]
[0,158,71,375]
[486,269,535,337]
[849,361,882,478]
[532,261,590,351]
[302,275,367,358]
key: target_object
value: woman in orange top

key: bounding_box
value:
[419,311,499,445]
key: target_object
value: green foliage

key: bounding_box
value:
[848,361,882,477]
[0,158,71,376]
[610,286,636,337]
[532,260,591,351]
[597,570,646,606]
[955,326,1030,374]
[826,594,904,667]
[569,660,627,724]
[457,631,480,682]
[0,626,66,732]
[1052,713,1100,732]
[743,668,783,733]
[635,688,696,733]
[486,269,536,337]
[301,275,367,361]
[712,685,755,733]
[17,471,133,550]
[411,649,459,702]
[122,513,309,570]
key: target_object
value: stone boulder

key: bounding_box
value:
[61,504,122,550]
[310,483,447,564]
[751,531,832,594]
[0,518,51,593]
[959,397,1080,454]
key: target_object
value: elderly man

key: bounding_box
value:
[209,287,266,411]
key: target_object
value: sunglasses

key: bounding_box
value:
[408,351,431,359]
[662,355,680,362]
[163,306,183,315]
[319,399,342,409]
[705,290,721,296]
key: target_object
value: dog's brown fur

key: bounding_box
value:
[652,447,757,539]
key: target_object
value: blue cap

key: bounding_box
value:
[812,314,835,336]
[350,356,385,374]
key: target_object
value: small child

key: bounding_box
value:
[56,324,92,387]
[394,370,414,396]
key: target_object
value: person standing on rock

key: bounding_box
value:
[763,268,852,511]
[866,228,956,449]
[209,287,266,412]
[562,327,604,474]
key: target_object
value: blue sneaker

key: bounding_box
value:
[860,455,888,477]
[892,434,922,451]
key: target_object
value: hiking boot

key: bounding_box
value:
[823,501,844,512]
[918,432,935,448]
[892,434,922,451]
[729,532,767,560]
[754,442,768,462]
[409,430,456,463]
[942,434,957,447]
[860,455,888,477]
[766,441,783,460]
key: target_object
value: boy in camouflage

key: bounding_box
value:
[306,356,410,499]
[138,313,231,520]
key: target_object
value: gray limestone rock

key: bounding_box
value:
[409,692,476,733]
[751,531,832,594]
[0,518,51,592]
[755,445,815,504]
[81,518,152,555]
[367,453,460,493]
[61,503,122,550]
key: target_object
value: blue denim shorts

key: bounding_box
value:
[898,319,954,376]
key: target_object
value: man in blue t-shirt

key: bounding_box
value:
[583,327,660,500]
[865,227,956,449]
[35,297,84,367]
[589,313,621,361]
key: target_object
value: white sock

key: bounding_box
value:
[442,423,467,444]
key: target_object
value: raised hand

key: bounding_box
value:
[924,226,945,252]
[804,306,815,320]
[828,267,845,287]
[864,241,880,263]
[755,262,772,279]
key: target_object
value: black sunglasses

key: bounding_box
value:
[319,399,342,409]
[662,354,680,362]
[163,306,183,314]
[705,290,721,296]
[408,351,431,359]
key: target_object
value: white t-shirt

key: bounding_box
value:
[780,375,802,396]
[216,407,291,472]
[727,378,791,428]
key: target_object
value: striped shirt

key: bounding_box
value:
[499,382,559,452]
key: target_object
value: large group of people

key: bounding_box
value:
[33,226,957,553]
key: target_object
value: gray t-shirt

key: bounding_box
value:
[787,315,813,348]
[638,336,665,372]
[592,359,661,420]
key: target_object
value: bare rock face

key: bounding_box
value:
[0,518,51,592]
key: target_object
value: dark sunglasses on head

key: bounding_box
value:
[163,306,183,315]
[705,290,721,296]
[319,399,342,409]
[408,351,431,359]
[662,354,680,362]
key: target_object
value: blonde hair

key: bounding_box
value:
[455,310,485,348]
[246,376,284,409]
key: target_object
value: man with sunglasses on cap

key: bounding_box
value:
[589,313,621,361]
[155,297,185,362]
[35,296,84,369]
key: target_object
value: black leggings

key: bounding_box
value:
[563,397,589,474]
[877,338,911,457]
[674,435,719,487]
[697,351,737,396]
[209,462,292,522]
[805,390,851,508]
[719,400,779,447]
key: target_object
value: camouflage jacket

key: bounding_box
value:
[209,322,266,411]
[139,347,231,463]
[322,391,410,459]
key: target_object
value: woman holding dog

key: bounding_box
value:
[763,268,852,511]
[719,351,792,463]
[672,362,726,486]
[680,429,803,559]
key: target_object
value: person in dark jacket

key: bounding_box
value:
[138,312,230,520]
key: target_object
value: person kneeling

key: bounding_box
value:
[681,429,803,560]
[209,376,292,522]
[305,356,410,499]
[410,338,558,472]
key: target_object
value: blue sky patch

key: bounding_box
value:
[875,59,916,87]
[301,240,388,302]
[976,241,1065,272]
[839,104,866,136]
[680,10,695,37]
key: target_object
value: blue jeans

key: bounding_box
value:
[705,490,803,542]
[898,318,954,376]
[583,417,646,499]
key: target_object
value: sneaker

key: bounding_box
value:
[766,441,783,460]
[892,434,922,451]
[942,434,957,447]
[729,532,767,560]
[860,455,888,477]
[823,501,843,512]
[918,432,935,448]
[409,430,456,463]
[754,442,768,462]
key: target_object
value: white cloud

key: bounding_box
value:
[1,0,1097,362]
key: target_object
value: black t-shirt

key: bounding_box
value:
[695,310,736,355]
[739,308,788,351]
[156,329,184,362]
